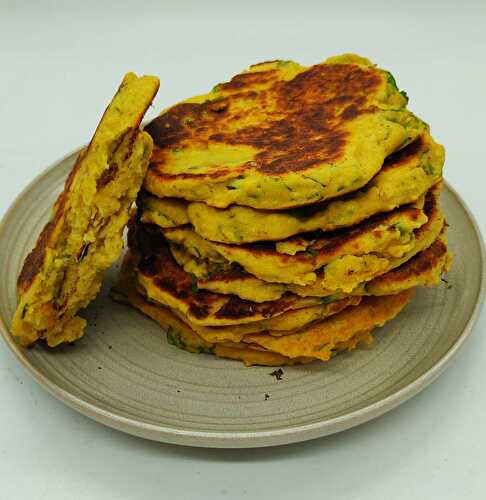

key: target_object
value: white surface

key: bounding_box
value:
[1,0,485,498]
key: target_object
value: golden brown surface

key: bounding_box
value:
[143,55,425,209]
[130,229,323,326]
[242,290,413,361]
[111,260,397,366]
[162,201,427,286]
[365,232,451,295]
[141,184,445,303]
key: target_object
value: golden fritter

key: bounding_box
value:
[11,73,159,347]
[143,54,426,210]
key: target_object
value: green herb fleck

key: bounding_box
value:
[394,222,407,236]
[212,83,222,92]
[167,327,187,350]
[196,345,214,354]
[190,274,199,294]
[400,89,409,103]
[158,212,176,227]
[386,71,398,90]
[302,175,327,189]
[320,295,337,304]
[422,163,435,176]
[167,327,214,354]
[208,263,224,278]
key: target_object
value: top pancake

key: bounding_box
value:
[11,73,160,347]
[143,54,426,209]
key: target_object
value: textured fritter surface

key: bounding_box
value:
[126,187,444,330]
[112,279,315,366]
[192,230,449,304]
[365,232,451,295]
[112,263,410,365]
[143,54,426,209]
[162,201,427,286]
[158,185,445,300]
[113,222,449,365]
[130,232,323,326]
[11,73,159,347]
[140,133,444,243]
[114,254,361,343]
[190,297,361,341]
[111,260,389,366]
[242,290,413,361]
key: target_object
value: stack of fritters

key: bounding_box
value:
[113,54,451,366]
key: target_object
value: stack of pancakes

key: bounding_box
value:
[113,54,451,366]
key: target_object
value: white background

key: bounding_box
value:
[1,1,485,498]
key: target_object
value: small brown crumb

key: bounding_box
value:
[441,277,453,289]
[270,368,284,381]
[264,393,270,400]
[77,243,90,262]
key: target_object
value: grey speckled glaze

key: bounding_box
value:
[0,148,484,448]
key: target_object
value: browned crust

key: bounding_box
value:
[134,185,441,292]
[414,182,440,239]
[219,68,279,92]
[129,222,306,322]
[212,204,424,261]
[198,266,248,284]
[369,236,447,288]
[17,152,84,294]
[382,134,423,170]
[145,62,383,179]
[17,75,155,296]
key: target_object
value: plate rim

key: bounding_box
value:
[0,148,485,448]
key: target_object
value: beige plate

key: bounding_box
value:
[0,149,485,448]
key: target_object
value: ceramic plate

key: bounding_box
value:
[0,149,484,448]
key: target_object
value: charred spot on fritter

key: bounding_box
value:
[384,136,423,169]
